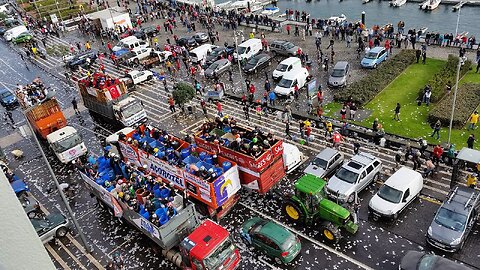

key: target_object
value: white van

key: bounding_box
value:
[113,36,147,52]
[368,167,423,220]
[190,44,217,64]
[272,57,302,81]
[5,25,28,41]
[234,38,262,61]
[274,67,310,96]
[46,126,87,164]
[283,142,304,174]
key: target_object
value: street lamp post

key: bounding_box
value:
[447,2,464,145]
[234,30,244,91]
[22,104,91,253]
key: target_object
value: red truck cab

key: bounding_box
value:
[180,220,240,270]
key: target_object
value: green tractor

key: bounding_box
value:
[282,174,358,243]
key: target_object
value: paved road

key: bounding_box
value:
[1,28,480,270]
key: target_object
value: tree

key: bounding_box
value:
[172,82,195,107]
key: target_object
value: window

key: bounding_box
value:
[403,189,410,201]
[288,65,292,71]
[360,171,367,179]
[293,80,298,86]
[366,165,373,174]
[373,160,381,168]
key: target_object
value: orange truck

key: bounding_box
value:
[20,98,66,139]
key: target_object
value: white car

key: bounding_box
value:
[126,70,154,85]
[369,167,423,220]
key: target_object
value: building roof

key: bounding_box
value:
[87,8,127,20]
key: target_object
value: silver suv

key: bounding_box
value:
[426,186,479,252]
[326,152,382,203]
[269,40,300,56]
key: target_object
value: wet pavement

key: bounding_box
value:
[1,15,480,270]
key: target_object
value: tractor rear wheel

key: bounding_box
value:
[321,222,341,243]
[282,200,304,224]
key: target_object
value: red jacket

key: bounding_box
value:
[433,146,443,158]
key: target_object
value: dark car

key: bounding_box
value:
[0,88,18,108]
[242,53,271,74]
[193,32,209,44]
[205,59,232,78]
[176,36,198,48]
[400,250,472,270]
[426,186,479,252]
[134,25,159,39]
[31,213,70,244]
[269,40,300,56]
[205,46,235,66]
[67,50,97,70]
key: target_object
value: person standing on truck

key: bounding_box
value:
[72,97,80,114]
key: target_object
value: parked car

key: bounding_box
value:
[241,217,301,264]
[124,70,154,85]
[328,61,350,87]
[205,46,234,66]
[400,250,472,270]
[176,36,198,48]
[272,57,302,81]
[67,50,97,70]
[193,32,209,43]
[368,167,423,221]
[125,47,153,65]
[0,88,18,108]
[205,59,232,78]
[304,148,344,179]
[426,186,479,252]
[134,25,159,39]
[269,40,300,56]
[12,32,32,44]
[30,213,70,244]
[242,53,271,74]
[326,152,382,203]
[361,46,388,68]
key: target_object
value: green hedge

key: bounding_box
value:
[428,83,480,128]
[333,49,416,106]
[417,55,471,103]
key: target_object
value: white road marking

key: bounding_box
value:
[55,239,88,270]
[45,244,72,270]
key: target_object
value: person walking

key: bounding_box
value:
[432,144,443,166]
[467,134,475,149]
[216,101,223,117]
[394,102,401,121]
[168,96,176,113]
[467,111,479,130]
[422,50,427,64]
[412,151,422,171]
[72,97,80,114]
[285,121,291,139]
[340,106,347,120]
[243,105,250,121]
[325,120,333,138]
[431,120,441,140]
[268,91,276,106]
[349,103,357,120]
[4,111,14,125]
[415,49,421,63]
[200,99,207,117]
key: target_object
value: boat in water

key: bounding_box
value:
[390,0,407,7]
[452,1,466,11]
[362,0,371,3]
[261,6,280,15]
[420,0,441,10]
[328,14,347,24]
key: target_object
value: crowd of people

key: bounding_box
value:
[15,77,50,107]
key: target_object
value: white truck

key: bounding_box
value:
[274,67,311,97]
[122,70,154,86]
[46,126,88,164]
[125,47,153,65]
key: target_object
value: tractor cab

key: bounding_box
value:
[283,174,359,243]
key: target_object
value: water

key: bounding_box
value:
[270,0,480,37]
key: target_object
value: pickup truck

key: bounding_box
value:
[122,70,154,88]
[125,47,153,66]
[137,50,173,68]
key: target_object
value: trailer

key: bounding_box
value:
[19,97,66,139]
[107,127,242,219]
[194,124,286,194]
[77,73,147,127]
[80,168,241,269]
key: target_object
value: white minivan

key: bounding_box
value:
[274,67,310,97]
[190,44,217,64]
[5,25,28,41]
[234,38,262,61]
[368,167,423,220]
[272,57,302,81]
[113,36,147,52]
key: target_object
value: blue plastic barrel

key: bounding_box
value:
[142,211,150,220]
[199,152,207,161]
[155,207,167,218]
[154,188,162,198]
[159,214,169,225]
[222,161,232,171]
[160,188,170,199]
[96,178,106,187]
[181,148,190,159]
[214,167,223,176]
[205,155,213,164]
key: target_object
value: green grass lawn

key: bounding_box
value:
[322,60,480,148]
